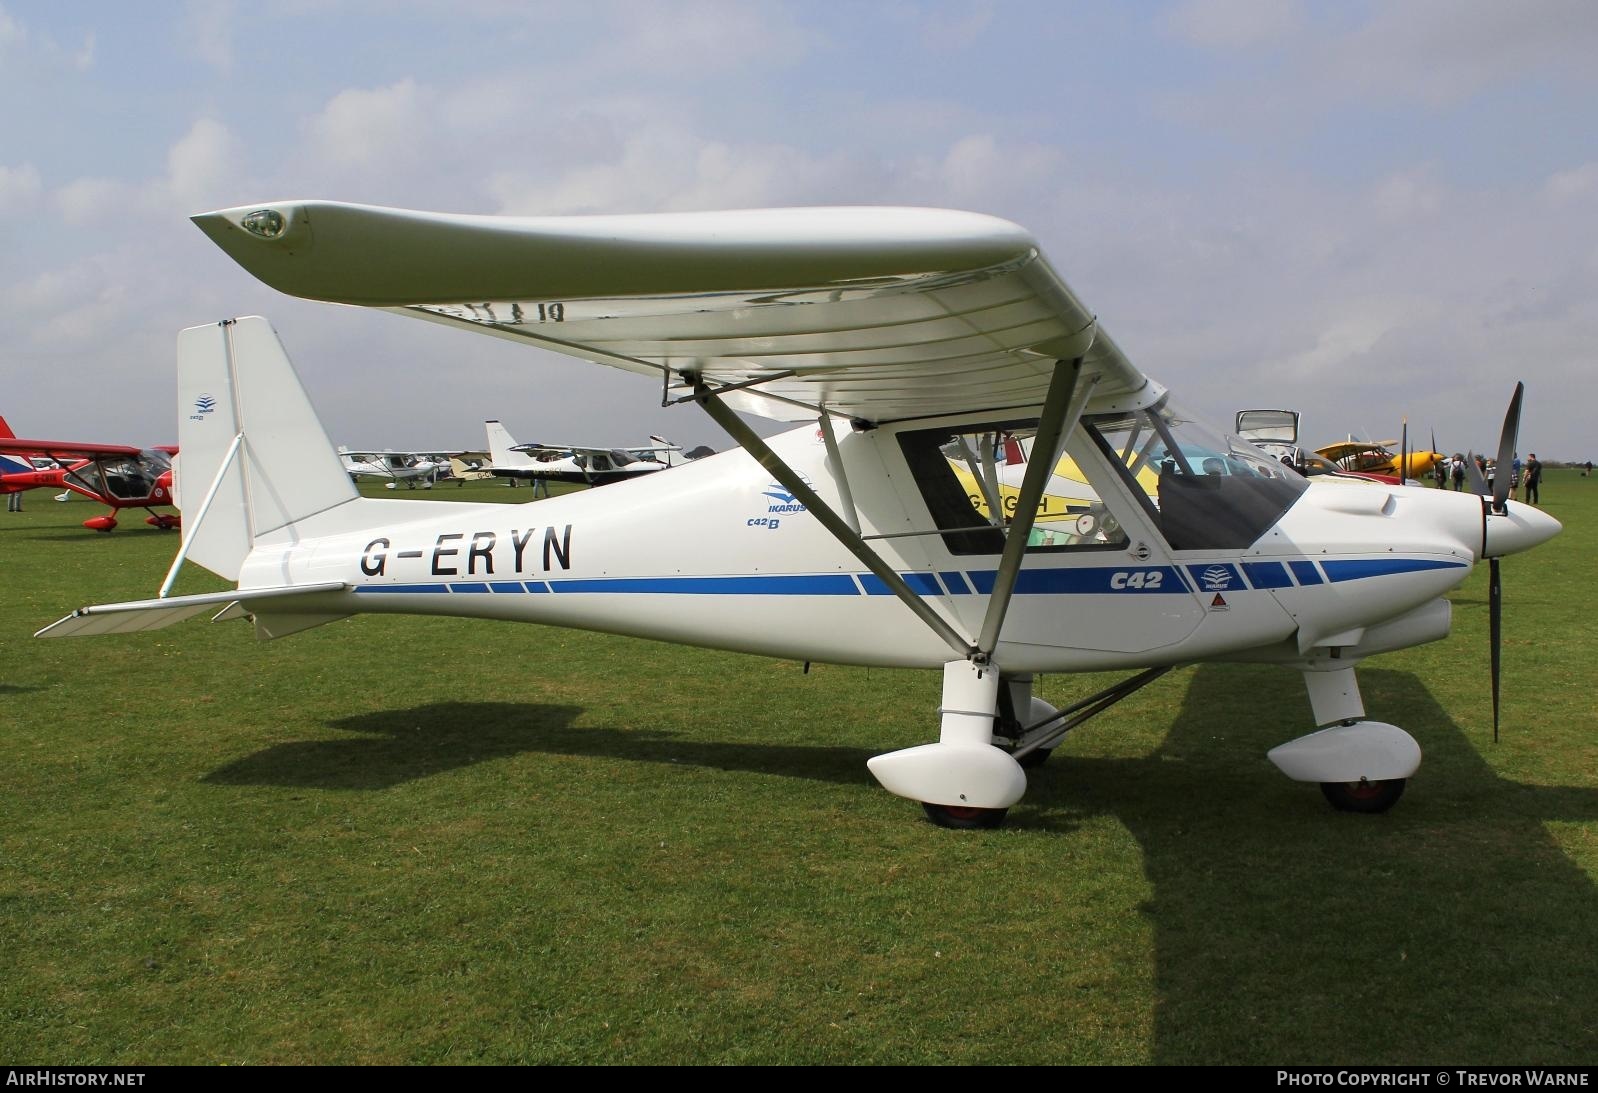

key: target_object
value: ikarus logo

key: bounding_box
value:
[1200,565,1233,591]
[190,394,217,422]
[762,478,809,513]
[748,474,811,531]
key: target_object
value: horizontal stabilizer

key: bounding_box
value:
[36,582,348,638]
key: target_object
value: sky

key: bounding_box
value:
[2,0,1595,459]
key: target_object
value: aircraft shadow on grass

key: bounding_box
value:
[203,702,586,790]
[1019,663,1598,1064]
[200,669,1596,1061]
[204,702,881,792]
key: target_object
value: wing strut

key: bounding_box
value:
[816,412,860,535]
[975,358,1096,658]
[692,381,974,659]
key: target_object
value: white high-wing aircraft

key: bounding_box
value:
[39,202,1562,829]
[484,420,682,491]
[338,448,449,489]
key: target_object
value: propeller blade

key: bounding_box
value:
[1465,451,1489,495]
[1493,382,1524,511]
[1489,556,1502,743]
[1400,419,1409,481]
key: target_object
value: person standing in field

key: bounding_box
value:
[1523,453,1542,505]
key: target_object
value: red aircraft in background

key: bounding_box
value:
[1,416,180,532]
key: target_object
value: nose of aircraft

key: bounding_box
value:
[1483,500,1562,558]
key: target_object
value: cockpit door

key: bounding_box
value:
[885,418,1207,657]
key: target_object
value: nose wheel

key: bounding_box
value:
[1320,778,1407,814]
[922,802,1009,830]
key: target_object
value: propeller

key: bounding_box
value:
[1464,451,1489,495]
[1480,383,1524,742]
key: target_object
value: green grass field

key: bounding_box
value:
[2,473,1594,1064]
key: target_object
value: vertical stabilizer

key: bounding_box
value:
[175,317,357,580]
[486,420,536,470]
[0,415,26,475]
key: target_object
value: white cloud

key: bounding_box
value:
[603,0,819,73]
[908,1,997,52]
[918,134,1065,207]
[51,119,243,225]
[72,29,92,69]
[0,162,41,212]
[8,254,132,348]
[1327,0,1598,106]
[1277,306,1406,377]
[1370,169,1445,223]
[0,6,24,51]
[163,118,243,209]
[55,176,129,224]
[1159,0,1304,50]
[1545,163,1598,201]
[185,0,232,72]
[486,127,860,215]
[307,78,429,169]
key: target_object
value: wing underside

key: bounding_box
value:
[193,202,1155,423]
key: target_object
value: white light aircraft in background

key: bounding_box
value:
[338,448,450,489]
[484,418,684,491]
[39,202,1561,829]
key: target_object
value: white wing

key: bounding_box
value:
[193,202,1153,423]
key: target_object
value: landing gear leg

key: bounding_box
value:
[868,660,1026,829]
[996,674,1061,769]
[1268,663,1421,813]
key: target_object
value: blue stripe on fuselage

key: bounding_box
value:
[549,574,859,596]
[348,558,1460,598]
[966,566,1189,595]
[1320,558,1468,582]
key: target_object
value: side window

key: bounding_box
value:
[897,422,1132,556]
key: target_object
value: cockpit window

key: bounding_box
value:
[1086,398,1307,551]
[897,420,1132,556]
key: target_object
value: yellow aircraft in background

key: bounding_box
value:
[1313,440,1444,481]
[944,432,1159,547]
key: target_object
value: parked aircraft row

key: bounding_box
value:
[34,199,1559,831]
[2,408,704,528]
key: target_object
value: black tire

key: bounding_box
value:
[921,802,1008,830]
[1320,778,1407,814]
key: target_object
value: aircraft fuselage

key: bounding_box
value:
[237,417,1542,674]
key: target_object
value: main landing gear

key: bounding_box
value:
[868,661,1172,830]
[873,658,1420,828]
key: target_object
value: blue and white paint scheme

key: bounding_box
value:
[39,203,1561,827]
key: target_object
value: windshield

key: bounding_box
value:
[1087,398,1307,551]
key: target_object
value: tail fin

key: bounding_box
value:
[0,415,27,475]
[175,317,357,580]
[485,420,535,470]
